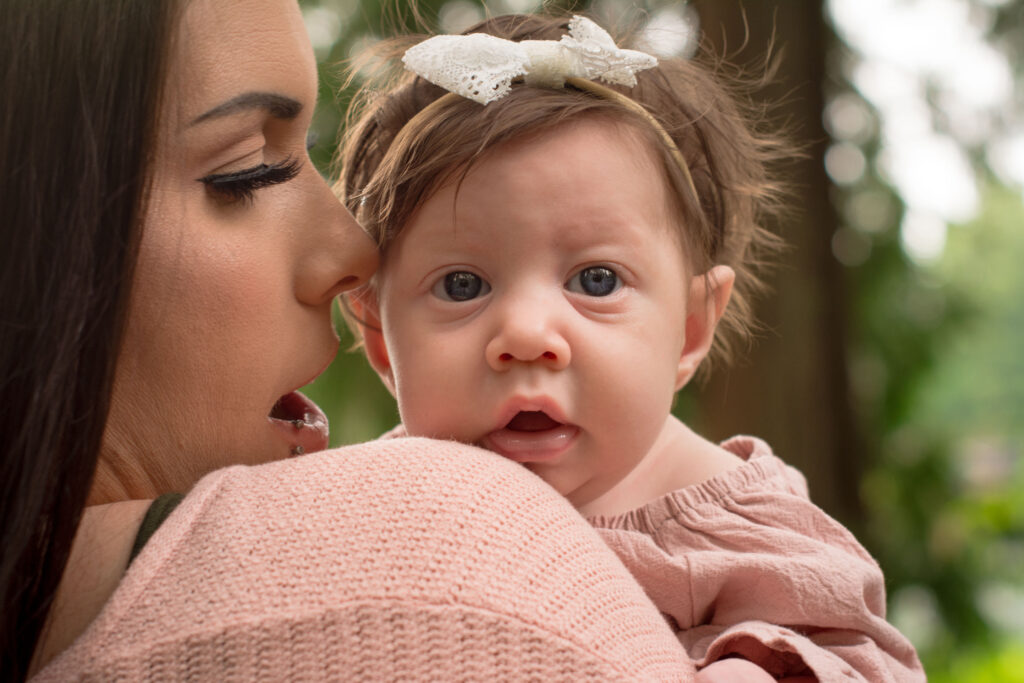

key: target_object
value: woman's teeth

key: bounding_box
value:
[269,391,330,456]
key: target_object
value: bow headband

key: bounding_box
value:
[401,16,697,201]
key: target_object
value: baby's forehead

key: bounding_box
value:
[382,152,689,284]
[482,116,665,175]
[418,119,685,234]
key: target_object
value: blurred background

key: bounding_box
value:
[298,0,1024,678]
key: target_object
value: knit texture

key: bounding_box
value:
[33,438,694,681]
[591,436,925,682]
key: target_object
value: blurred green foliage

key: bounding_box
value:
[856,184,1024,672]
[299,0,1024,677]
[929,642,1024,683]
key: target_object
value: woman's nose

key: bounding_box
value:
[485,297,571,372]
[295,171,379,306]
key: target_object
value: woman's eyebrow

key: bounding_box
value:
[189,91,302,126]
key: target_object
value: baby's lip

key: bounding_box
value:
[483,397,577,463]
[492,396,569,430]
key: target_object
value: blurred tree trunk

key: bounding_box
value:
[689,1,865,529]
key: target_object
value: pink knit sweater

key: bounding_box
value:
[33,438,694,681]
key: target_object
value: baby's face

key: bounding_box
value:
[368,119,696,509]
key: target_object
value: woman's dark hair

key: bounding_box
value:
[0,0,181,678]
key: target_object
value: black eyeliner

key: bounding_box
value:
[198,156,301,204]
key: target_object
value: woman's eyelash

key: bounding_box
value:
[198,156,302,204]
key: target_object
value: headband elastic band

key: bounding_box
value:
[384,78,698,208]
[565,76,697,204]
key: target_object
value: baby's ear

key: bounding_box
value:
[676,265,735,390]
[346,288,396,396]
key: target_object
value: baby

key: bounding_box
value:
[339,14,923,681]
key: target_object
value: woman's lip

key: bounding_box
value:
[268,391,329,455]
[482,424,579,463]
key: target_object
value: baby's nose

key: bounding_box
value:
[485,308,571,372]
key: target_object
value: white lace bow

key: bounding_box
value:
[402,16,657,104]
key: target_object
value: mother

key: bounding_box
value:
[1,0,694,680]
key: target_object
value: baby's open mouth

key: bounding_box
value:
[485,410,578,462]
[506,410,562,432]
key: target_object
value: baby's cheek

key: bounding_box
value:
[396,365,471,440]
[401,405,474,443]
[595,356,674,448]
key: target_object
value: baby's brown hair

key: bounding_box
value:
[337,13,788,368]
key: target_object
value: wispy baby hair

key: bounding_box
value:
[337,12,789,369]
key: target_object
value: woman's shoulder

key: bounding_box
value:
[34,437,694,681]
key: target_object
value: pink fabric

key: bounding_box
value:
[34,438,693,681]
[589,436,925,682]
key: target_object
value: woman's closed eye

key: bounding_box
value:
[198,156,302,205]
[431,271,491,302]
[566,266,620,297]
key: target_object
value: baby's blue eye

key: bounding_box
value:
[433,271,491,302]
[567,266,620,297]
